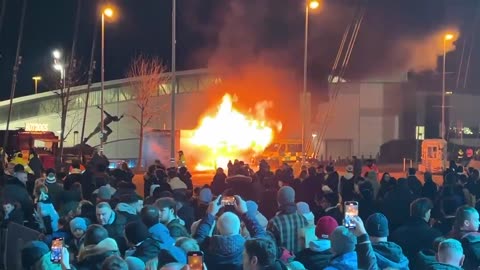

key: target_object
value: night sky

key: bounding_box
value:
[0,0,479,100]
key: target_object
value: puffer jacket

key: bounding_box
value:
[324,251,358,270]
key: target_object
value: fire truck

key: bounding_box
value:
[0,129,59,168]
[0,129,94,168]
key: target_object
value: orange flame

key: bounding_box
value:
[189,94,281,171]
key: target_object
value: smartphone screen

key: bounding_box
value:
[188,251,204,270]
[221,196,236,206]
[50,238,63,263]
[344,201,359,229]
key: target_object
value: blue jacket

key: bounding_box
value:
[324,251,358,270]
[372,241,409,270]
[148,223,186,264]
[194,211,266,268]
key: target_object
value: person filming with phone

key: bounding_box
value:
[193,195,267,269]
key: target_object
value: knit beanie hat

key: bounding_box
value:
[46,172,56,184]
[98,186,113,200]
[277,186,295,206]
[125,256,146,270]
[70,217,87,232]
[199,188,213,203]
[329,226,357,254]
[315,216,338,239]
[297,202,315,226]
[21,241,50,268]
[125,221,150,244]
[366,213,389,237]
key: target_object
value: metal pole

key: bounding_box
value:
[170,0,177,167]
[4,0,26,149]
[80,20,98,146]
[34,79,38,94]
[100,13,105,154]
[302,2,309,163]
[442,38,446,140]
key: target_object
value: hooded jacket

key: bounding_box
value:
[296,239,333,270]
[195,211,266,268]
[148,223,186,263]
[372,241,409,270]
[324,251,358,270]
[129,237,162,263]
[168,177,187,190]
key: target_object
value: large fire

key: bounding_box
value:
[188,94,281,171]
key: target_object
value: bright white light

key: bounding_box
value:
[53,64,63,71]
[52,50,61,59]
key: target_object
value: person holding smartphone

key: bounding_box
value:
[193,195,267,269]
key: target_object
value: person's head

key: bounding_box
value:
[457,166,464,174]
[410,197,433,222]
[101,255,128,270]
[276,186,295,206]
[243,238,277,270]
[97,186,113,202]
[321,192,339,210]
[124,221,150,246]
[366,213,389,243]
[71,160,81,170]
[155,197,177,224]
[454,206,480,232]
[167,169,177,179]
[96,202,114,225]
[119,194,143,213]
[175,237,200,253]
[70,217,88,239]
[315,216,338,239]
[329,226,357,256]
[307,166,316,177]
[84,224,109,246]
[381,173,391,182]
[141,205,160,228]
[217,212,241,236]
[2,198,19,213]
[120,162,129,171]
[21,241,50,269]
[14,164,24,173]
[436,239,465,267]
[408,167,416,176]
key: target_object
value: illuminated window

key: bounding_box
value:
[463,127,473,135]
[415,126,425,140]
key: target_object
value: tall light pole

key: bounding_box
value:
[170,0,177,167]
[442,33,453,140]
[32,76,41,94]
[52,50,66,90]
[302,0,319,162]
[101,7,113,155]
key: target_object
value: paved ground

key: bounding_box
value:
[133,165,445,198]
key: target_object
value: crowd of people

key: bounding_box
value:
[1,151,480,270]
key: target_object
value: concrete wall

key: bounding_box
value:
[313,82,406,159]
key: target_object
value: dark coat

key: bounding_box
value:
[28,156,43,179]
[407,175,423,196]
[296,247,332,269]
[103,212,128,255]
[372,241,409,270]
[390,217,442,268]
[130,237,162,263]
[382,184,417,231]
[74,250,119,270]
[64,173,83,191]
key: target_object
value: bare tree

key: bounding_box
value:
[127,55,169,170]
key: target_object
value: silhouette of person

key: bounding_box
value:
[84,106,123,144]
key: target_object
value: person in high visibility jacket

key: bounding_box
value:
[178,150,186,167]
[12,152,34,174]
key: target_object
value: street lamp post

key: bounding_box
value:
[100,7,113,155]
[170,0,177,167]
[52,50,66,91]
[32,76,41,94]
[302,0,319,163]
[442,33,453,140]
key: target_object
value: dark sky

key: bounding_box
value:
[0,0,479,100]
